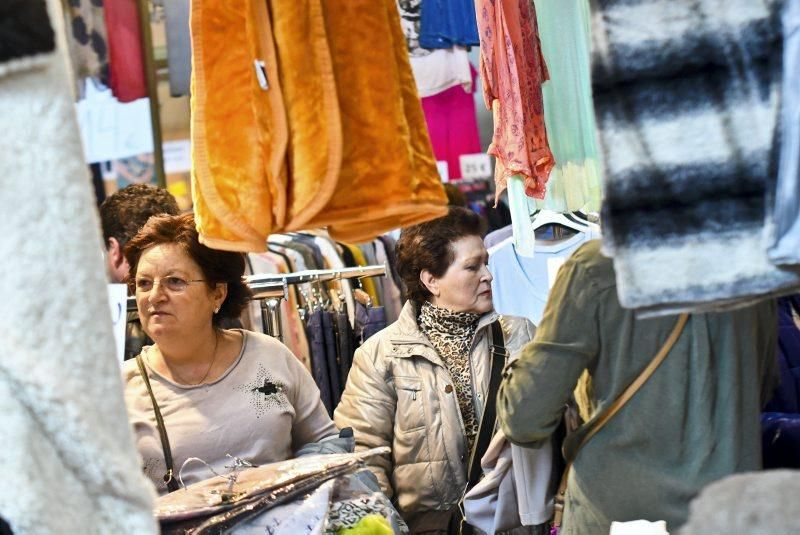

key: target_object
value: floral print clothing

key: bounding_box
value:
[418,301,480,452]
[476,0,554,201]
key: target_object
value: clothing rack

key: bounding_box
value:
[125,264,386,345]
[125,280,288,338]
[247,264,387,342]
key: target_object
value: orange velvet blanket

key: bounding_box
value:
[190,0,447,251]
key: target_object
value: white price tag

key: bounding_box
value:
[163,139,192,174]
[459,153,492,180]
[107,284,128,365]
[546,257,566,289]
[436,161,450,182]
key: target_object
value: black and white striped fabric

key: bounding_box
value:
[592,0,800,315]
[0,0,55,79]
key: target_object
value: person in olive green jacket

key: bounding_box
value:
[498,240,778,534]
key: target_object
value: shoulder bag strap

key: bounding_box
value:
[552,313,690,528]
[136,353,180,493]
[466,320,507,489]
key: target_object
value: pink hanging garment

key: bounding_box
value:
[104,0,146,102]
[421,66,482,180]
[475,0,554,200]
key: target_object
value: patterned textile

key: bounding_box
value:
[594,0,800,315]
[396,0,430,57]
[475,0,554,201]
[63,0,109,92]
[418,301,480,451]
[325,494,398,534]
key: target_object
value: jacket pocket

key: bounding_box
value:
[393,376,427,433]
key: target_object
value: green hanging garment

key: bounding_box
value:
[530,0,602,213]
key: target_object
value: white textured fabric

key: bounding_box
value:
[609,520,668,535]
[0,0,157,532]
[409,47,472,98]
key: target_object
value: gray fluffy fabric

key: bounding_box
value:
[592,0,800,315]
[680,470,800,534]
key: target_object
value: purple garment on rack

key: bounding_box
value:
[306,310,333,415]
[335,311,355,389]
[762,295,800,468]
[356,307,386,344]
[762,413,800,469]
[764,295,800,413]
[322,310,341,407]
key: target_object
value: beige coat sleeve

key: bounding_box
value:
[333,341,397,497]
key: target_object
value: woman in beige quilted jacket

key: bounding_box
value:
[334,207,535,533]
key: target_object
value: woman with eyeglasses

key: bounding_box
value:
[121,213,337,494]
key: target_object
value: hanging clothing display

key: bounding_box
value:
[593,0,800,315]
[396,0,427,56]
[488,229,600,326]
[163,0,191,97]
[530,0,601,213]
[410,46,472,98]
[762,294,800,469]
[190,0,447,252]
[0,0,155,531]
[418,0,479,50]
[421,66,482,180]
[245,232,401,415]
[104,0,147,102]
[62,0,110,94]
[475,0,554,201]
[767,0,800,265]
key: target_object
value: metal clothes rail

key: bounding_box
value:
[127,264,387,343]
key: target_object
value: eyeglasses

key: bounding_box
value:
[132,276,207,294]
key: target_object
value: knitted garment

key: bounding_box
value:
[593,0,800,315]
[418,301,480,451]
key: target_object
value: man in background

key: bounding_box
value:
[99,184,180,359]
[100,183,180,284]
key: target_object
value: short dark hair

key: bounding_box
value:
[396,207,486,304]
[124,213,252,326]
[100,184,180,247]
[443,183,467,207]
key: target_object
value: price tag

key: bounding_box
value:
[436,161,449,182]
[459,153,492,180]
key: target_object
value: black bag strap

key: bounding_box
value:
[136,353,180,493]
[466,320,507,489]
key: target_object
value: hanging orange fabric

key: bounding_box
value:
[190,0,282,252]
[190,0,447,251]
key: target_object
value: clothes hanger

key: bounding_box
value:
[530,209,592,233]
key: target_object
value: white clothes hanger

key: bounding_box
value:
[531,209,592,233]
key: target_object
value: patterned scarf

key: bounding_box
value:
[418,301,481,452]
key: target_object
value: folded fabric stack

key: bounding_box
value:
[155,448,405,534]
[593,0,800,315]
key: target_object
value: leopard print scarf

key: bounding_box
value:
[418,301,481,452]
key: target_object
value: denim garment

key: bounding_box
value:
[306,310,334,415]
[768,0,800,264]
[322,310,341,407]
[418,0,479,49]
